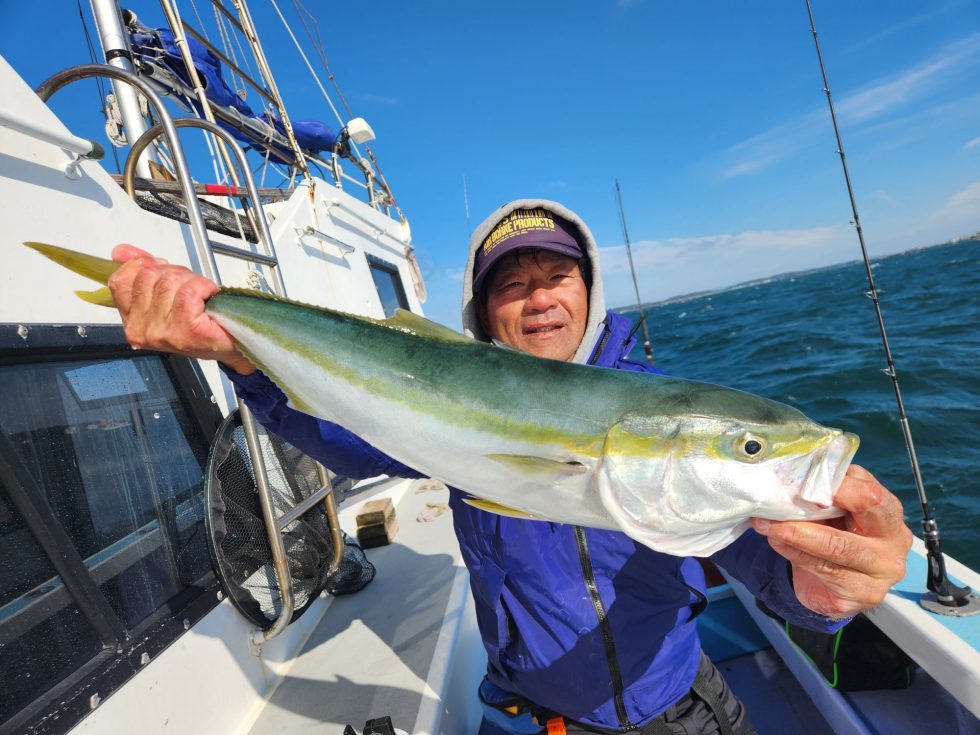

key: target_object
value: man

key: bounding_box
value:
[108,199,911,734]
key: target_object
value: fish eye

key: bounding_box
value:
[736,434,766,461]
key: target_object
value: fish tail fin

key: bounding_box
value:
[75,287,117,307]
[24,242,120,308]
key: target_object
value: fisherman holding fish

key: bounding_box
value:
[101,200,912,734]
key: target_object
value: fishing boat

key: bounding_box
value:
[0,3,977,734]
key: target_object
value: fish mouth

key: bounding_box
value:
[799,430,860,508]
[828,430,860,489]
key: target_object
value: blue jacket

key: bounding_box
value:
[225,310,845,729]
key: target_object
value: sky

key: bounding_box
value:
[2,1,978,327]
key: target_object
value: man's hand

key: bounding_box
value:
[108,244,257,375]
[751,464,912,619]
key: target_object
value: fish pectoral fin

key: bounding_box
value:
[484,453,588,478]
[462,496,539,520]
[383,309,471,343]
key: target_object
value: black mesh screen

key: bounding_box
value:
[204,411,374,628]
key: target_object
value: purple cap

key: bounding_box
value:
[473,208,583,291]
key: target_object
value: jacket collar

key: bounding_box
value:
[586,310,639,367]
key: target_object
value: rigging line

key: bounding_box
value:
[189,0,210,36]
[289,0,350,117]
[232,0,310,179]
[462,175,471,235]
[78,0,121,172]
[804,0,971,609]
[270,0,395,208]
[615,179,654,365]
[203,0,246,97]
[267,0,345,127]
[160,0,256,237]
[213,0,258,84]
[289,0,397,200]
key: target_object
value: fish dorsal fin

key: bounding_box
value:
[485,453,588,478]
[461,496,539,520]
[382,309,471,342]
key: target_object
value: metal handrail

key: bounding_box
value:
[121,118,345,643]
[0,108,104,160]
[35,64,213,278]
[121,117,286,295]
[35,64,344,643]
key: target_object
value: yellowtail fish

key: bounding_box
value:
[26,241,859,556]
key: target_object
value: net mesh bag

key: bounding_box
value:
[204,410,375,628]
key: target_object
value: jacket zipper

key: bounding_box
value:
[575,319,634,729]
[574,525,634,730]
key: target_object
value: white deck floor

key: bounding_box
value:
[246,478,483,735]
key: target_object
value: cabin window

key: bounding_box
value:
[367,254,410,317]
[0,327,221,734]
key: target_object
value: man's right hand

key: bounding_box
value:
[108,244,257,375]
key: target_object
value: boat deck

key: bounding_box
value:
[246,478,483,735]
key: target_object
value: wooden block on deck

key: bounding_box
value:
[356,498,395,528]
[357,518,399,548]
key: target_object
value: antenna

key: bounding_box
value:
[462,174,471,235]
[615,179,654,364]
[804,0,977,616]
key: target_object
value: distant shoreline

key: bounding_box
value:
[611,235,979,314]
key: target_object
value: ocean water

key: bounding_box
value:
[621,239,980,571]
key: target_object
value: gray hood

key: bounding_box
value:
[461,199,607,365]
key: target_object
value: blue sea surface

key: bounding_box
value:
[621,239,980,570]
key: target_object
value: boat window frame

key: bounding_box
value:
[366,253,411,317]
[0,323,225,735]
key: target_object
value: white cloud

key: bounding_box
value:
[597,224,858,306]
[930,181,980,224]
[964,136,980,150]
[716,34,980,179]
[835,36,978,123]
[446,268,464,281]
[601,225,844,273]
[844,4,962,54]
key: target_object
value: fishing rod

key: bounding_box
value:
[804,0,976,615]
[614,179,654,364]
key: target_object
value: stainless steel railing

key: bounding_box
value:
[36,64,344,645]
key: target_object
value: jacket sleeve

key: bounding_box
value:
[221,368,425,481]
[711,529,849,632]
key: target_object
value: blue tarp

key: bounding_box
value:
[131,29,338,161]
